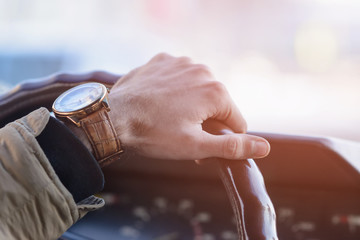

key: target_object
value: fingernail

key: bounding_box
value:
[254,140,270,158]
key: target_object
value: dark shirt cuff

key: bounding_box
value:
[36,116,104,203]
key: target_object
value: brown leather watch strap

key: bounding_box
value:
[79,108,123,167]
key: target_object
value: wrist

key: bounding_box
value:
[107,91,134,152]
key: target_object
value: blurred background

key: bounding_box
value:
[0,0,359,141]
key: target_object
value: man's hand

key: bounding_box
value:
[108,53,270,161]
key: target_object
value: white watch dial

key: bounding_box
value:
[54,82,106,113]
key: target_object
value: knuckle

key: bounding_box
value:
[205,81,228,104]
[193,63,210,72]
[181,131,196,147]
[177,56,192,64]
[208,81,227,95]
[153,52,171,61]
[191,64,212,76]
[223,136,243,159]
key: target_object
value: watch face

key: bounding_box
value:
[53,82,106,113]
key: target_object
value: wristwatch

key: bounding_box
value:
[52,82,123,166]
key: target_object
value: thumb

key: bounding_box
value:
[197,131,270,160]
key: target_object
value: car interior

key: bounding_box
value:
[1,1,360,239]
[1,72,359,240]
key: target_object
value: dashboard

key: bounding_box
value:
[63,133,360,240]
[67,169,236,240]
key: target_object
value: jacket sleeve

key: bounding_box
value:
[0,108,105,240]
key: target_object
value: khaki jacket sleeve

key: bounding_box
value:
[0,108,104,240]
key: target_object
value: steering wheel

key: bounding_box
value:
[0,71,278,240]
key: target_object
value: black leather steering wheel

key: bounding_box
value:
[0,71,278,240]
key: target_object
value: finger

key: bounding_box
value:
[217,99,247,133]
[203,118,245,136]
[207,83,247,133]
[196,131,270,160]
[227,100,247,133]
